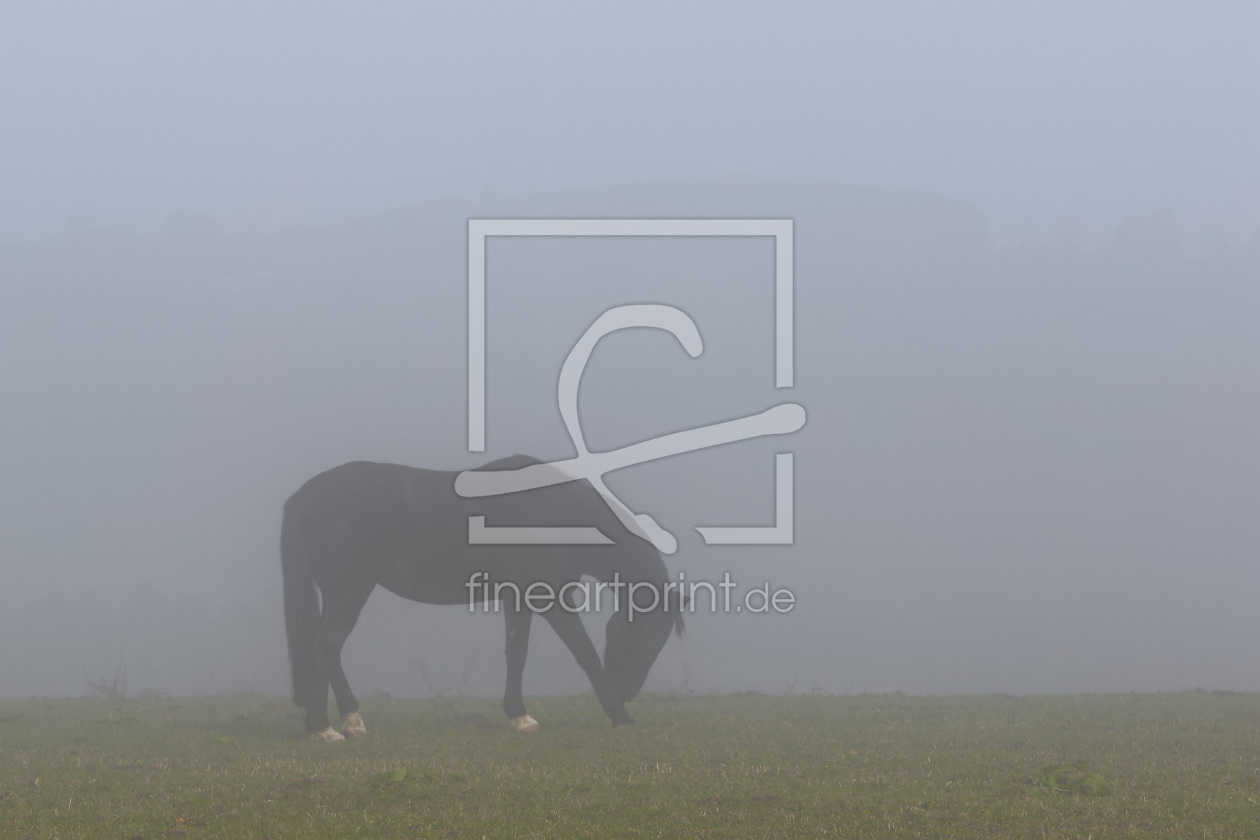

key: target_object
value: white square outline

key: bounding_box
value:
[465,218,796,548]
[467,218,794,452]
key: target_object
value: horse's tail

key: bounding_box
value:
[281,497,319,707]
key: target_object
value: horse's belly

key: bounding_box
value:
[376,553,475,605]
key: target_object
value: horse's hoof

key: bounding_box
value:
[612,717,636,729]
[510,714,540,732]
[311,727,345,743]
[342,711,367,738]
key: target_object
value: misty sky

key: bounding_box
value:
[3,5,1260,699]
[3,2,1259,244]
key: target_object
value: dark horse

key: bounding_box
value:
[282,456,685,741]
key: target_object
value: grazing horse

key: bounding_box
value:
[282,456,685,742]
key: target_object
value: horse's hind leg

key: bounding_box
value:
[332,667,366,738]
[307,586,373,741]
[306,670,339,741]
[502,604,538,731]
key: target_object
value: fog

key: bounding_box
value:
[5,2,1259,246]
[2,4,1259,701]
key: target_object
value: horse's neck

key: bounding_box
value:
[595,544,668,584]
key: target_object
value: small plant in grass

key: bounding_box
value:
[83,655,128,702]
[366,767,467,801]
[1034,761,1111,795]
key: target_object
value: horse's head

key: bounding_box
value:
[603,584,686,702]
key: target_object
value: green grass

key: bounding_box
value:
[3,690,1260,838]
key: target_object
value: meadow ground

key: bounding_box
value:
[1,690,1259,838]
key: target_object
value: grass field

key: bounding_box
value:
[2,690,1259,838]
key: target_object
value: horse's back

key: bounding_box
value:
[284,457,664,602]
[284,462,458,582]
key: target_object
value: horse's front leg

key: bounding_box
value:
[502,603,538,731]
[541,608,634,727]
